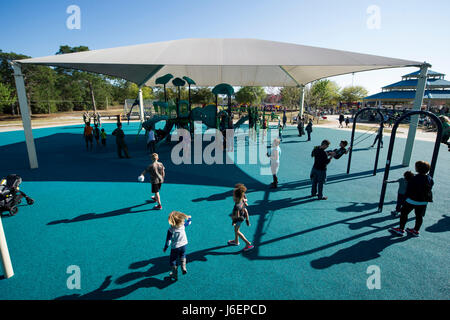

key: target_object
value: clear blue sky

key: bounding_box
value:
[1,0,449,94]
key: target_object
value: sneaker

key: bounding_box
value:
[153,204,162,210]
[227,240,239,246]
[243,244,254,252]
[389,227,404,236]
[318,196,328,200]
[406,228,420,237]
[169,266,178,280]
[391,210,399,217]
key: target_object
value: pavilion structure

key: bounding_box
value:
[364,69,450,109]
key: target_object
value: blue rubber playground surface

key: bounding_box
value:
[0,121,449,300]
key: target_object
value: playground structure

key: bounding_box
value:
[136,77,256,149]
[378,110,443,212]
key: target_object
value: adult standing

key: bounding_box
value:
[112,123,130,158]
[139,153,165,210]
[94,124,100,146]
[297,118,305,137]
[83,111,89,125]
[339,113,345,128]
[305,119,313,141]
[370,123,384,148]
[282,110,287,129]
[310,140,332,200]
[83,122,94,151]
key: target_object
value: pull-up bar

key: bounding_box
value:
[378,110,443,212]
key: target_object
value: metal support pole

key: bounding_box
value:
[298,85,305,118]
[347,115,358,174]
[373,123,383,175]
[402,63,430,166]
[11,62,38,169]
[138,87,144,122]
[0,216,14,279]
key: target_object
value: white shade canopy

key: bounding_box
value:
[16,38,422,87]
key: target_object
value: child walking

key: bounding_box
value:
[94,124,100,146]
[389,161,434,237]
[267,138,281,188]
[100,128,107,147]
[228,184,254,252]
[278,123,283,142]
[385,171,414,216]
[139,153,165,210]
[163,211,192,280]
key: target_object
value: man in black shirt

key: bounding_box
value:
[310,140,332,200]
[112,123,130,159]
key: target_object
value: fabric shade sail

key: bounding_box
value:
[16,38,422,87]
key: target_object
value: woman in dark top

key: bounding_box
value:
[390,161,434,237]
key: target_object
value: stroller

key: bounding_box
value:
[0,174,34,216]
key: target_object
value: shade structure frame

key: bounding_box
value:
[15,38,423,88]
[12,38,428,170]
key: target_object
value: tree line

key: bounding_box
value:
[0,46,368,115]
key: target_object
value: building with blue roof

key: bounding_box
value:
[364,69,450,110]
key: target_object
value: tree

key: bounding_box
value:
[55,45,114,112]
[153,86,188,102]
[191,87,215,105]
[340,86,369,104]
[280,87,300,109]
[235,86,266,105]
[0,82,16,114]
[128,83,154,100]
[307,79,340,109]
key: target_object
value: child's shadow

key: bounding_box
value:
[115,244,232,285]
[54,275,174,300]
[345,214,398,230]
[425,215,450,233]
[310,234,411,269]
[47,202,152,225]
